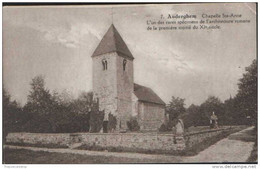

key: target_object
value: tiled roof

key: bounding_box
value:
[134,83,165,105]
[92,24,134,60]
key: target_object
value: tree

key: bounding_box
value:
[25,75,54,115]
[223,96,246,125]
[23,75,58,132]
[185,104,200,127]
[3,88,24,140]
[236,59,257,125]
[162,96,186,131]
[199,96,224,125]
[71,91,93,114]
[166,96,186,121]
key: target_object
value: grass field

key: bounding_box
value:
[3,148,181,164]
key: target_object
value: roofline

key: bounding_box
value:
[91,51,134,60]
[138,99,166,106]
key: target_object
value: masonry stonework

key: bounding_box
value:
[92,24,166,132]
[92,53,118,119]
[138,102,165,131]
[6,127,236,152]
[116,55,134,130]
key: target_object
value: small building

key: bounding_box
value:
[91,24,166,132]
[133,83,166,131]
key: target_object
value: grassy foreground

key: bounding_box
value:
[3,148,181,164]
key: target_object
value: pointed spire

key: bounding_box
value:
[92,24,134,60]
[111,7,114,24]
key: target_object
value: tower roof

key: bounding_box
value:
[92,24,134,60]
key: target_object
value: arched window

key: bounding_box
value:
[102,59,107,70]
[123,59,127,71]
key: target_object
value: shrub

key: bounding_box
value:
[107,113,117,132]
[89,110,104,133]
[159,123,168,132]
[127,117,140,131]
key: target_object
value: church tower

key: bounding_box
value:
[92,24,134,131]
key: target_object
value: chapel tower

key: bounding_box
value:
[92,24,134,131]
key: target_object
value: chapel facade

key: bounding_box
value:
[92,24,165,132]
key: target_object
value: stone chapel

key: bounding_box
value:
[92,24,166,132]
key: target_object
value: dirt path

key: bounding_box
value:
[183,126,255,163]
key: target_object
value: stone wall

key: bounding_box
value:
[6,133,71,146]
[6,127,235,152]
[138,102,165,131]
[184,128,231,148]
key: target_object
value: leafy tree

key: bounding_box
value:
[166,96,186,121]
[223,96,247,125]
[223,97,236,125]
[236,59,257,125]
[25,75,54,115]
[3,89,24,140]
[71,91,93,114]
[199,96,224,125]
[185,104,200,127]
[23,75,58,132]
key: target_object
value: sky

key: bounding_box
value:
[3,3,256,107]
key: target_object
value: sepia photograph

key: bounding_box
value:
[2,2,257,164]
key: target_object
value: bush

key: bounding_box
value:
[127,117,140,131]
[159,123,168,132]
[107,113,117,132]
[159,118,179,132]
[89,110,104,133]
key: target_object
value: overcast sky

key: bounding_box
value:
[3,3,256,107]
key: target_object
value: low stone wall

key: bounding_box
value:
[6,127,235,152]
[6,133,71,147]
[184,128,231,148]
[75,133,185,151]
[6,132,185,151]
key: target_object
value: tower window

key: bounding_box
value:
[123,59,127,71]
[102,59,107,70]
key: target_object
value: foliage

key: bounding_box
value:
[25,75,54,115]
[166,96,186,121]
[3,89,25,140]
[107,113,117,132]
[159,123,169,132]
[89,110,104,133]
[127,117,140,131]
[4,58,257,135]
[199,96,224,125]
[185,104,200,127]
[236,59,257,125]
[15,76,95,133]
